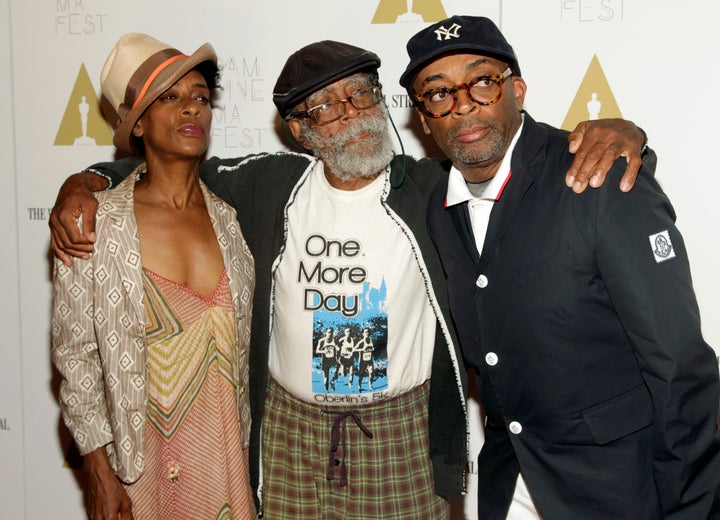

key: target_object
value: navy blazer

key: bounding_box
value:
[427,113,720,519]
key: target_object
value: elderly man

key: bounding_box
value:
[50,39,646,518]
[401,15,720,519]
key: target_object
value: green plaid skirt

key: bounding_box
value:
[260,377,450,519]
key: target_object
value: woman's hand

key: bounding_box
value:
[83,448,134,520]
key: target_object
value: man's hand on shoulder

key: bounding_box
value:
[50,172,108,266]
[566,118,646,194]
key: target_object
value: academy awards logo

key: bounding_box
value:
[54,63,113,147]
[561,55,622,131]
[371,0,446,24]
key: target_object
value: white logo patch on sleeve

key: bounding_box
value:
[649,229,676,263]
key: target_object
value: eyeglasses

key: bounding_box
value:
[414,67,513,119]
[287,85,384,126]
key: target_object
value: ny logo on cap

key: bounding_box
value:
[434,23,461,41]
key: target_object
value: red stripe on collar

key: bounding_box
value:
[495,170,512,201]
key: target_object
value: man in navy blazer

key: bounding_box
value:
[400,15,720,519]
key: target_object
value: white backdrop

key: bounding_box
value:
[1,1,718,518]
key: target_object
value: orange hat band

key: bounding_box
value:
[124,48,188,111]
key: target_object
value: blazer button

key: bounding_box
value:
[476,274,489,288]
[485,352,498,366]
[509,421,523,434]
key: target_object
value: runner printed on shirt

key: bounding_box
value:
[355,328,376,393]
[315,327,339,391]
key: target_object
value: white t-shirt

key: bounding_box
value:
[268,162,436,406]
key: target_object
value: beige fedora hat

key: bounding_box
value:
[101,33,217,154]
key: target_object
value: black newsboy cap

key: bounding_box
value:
[273,40,381,119]
[400,15,521,90]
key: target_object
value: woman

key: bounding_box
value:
[51,33,255,519]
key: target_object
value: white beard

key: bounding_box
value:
[300,103,394,183]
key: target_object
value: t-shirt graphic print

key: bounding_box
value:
[268,164,436,406]
[311,279,388,395]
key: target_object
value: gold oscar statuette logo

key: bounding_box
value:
[54,63,113,146]
[372,0,446,24]
[561,54,622,131]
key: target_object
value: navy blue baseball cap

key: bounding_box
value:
[273,40,381,119]
[400,15,521,92]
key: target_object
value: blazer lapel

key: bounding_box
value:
[448,202,481,268]
[479,116,546,270]
[100,174,146,327]
[478,172,533,271]
[201,182,246,316]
